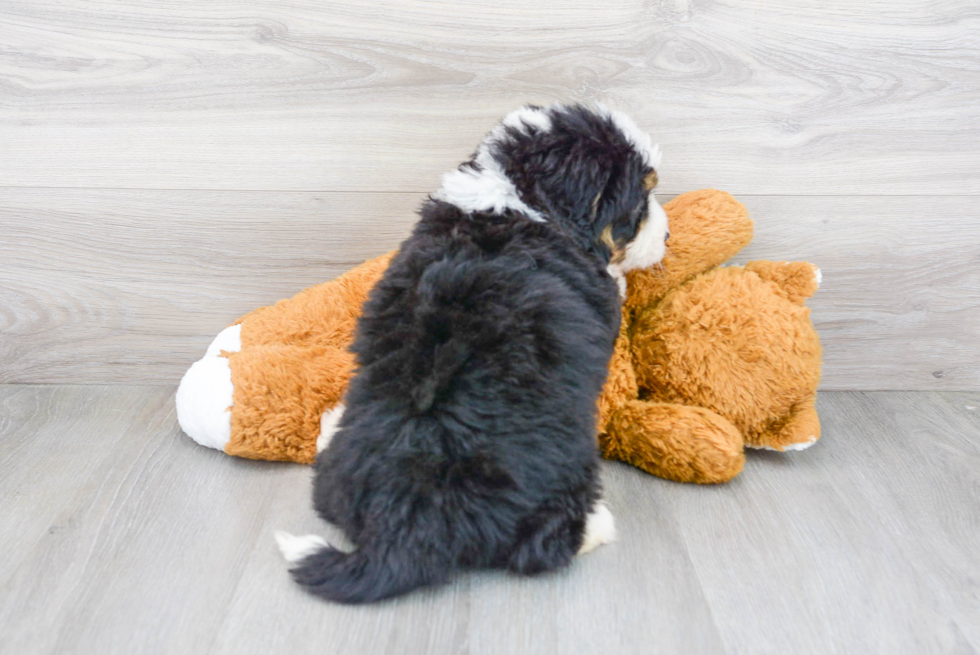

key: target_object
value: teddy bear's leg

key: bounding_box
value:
[577,502,617,555]
[747,397,821,452]
[224,344,356,464]
[175,324,246,452]
[602,401,745,484]
[744,261,821,305]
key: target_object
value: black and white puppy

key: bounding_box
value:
[276,104,668,604]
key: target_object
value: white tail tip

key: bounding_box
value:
[275,531,328,564]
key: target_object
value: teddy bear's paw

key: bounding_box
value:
[577,502,617,555]
[747,435,818,452]
[745,437,817,453]
[784,437,818,451]
[746,399,820,452]
[742,260,821,305]
[204,324,242,357]
[175,355,234,452]
[316,404,346,453]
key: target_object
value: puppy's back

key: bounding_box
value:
[297,210,619,602]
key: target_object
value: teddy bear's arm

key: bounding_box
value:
[624,190,754,312]
[601,400,745,484]
[744,261,820,306]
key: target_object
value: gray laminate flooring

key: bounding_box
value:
[1,386,977,654]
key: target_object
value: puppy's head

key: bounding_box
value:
[433,104,668,272]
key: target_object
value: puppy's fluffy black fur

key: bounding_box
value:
[289,104,662,603]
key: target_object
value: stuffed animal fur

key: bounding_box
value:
[176,189,822,483]
[597,189,822,483]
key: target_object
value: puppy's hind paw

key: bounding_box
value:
[578,503,617,555]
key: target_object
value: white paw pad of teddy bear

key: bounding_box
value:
[175,325,241,452]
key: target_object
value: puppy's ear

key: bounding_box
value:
[589,177,624,264]
[492,104,646,262]
[507,140,619,259]
[589,167,647,265]
[642,169,658,192]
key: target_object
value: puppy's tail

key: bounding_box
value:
[275,532,446,604]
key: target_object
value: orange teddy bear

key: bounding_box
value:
[177,189,821,484]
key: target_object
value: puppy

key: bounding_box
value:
[276,104,668,603]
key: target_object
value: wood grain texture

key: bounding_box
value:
[739,195,980,390]
[0,385,292,655]
[0,386,168,586]
[2,189,977,388]
[1,386,977,654]
[0,188,423,384]
[671,391,980,653]
[1,0,978,194]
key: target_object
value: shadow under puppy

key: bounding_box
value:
[276,103,668,603]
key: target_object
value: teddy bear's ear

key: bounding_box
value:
[624,189,753,311]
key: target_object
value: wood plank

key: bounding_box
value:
[668,390,980,653]
[1,0,977,194]
[2,190,978,388]
[0,385,167,585]
[0,188,423,384]
[0,385,286,655]
[1,387,977,653]
[0,384,722,655]
[211,461,725,655]
[740,195,980,390]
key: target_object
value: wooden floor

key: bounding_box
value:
[1,386,977,654]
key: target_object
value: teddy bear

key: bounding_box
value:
[176,189,821,484]
[596,189,822,483]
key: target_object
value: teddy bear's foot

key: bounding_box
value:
[175,325,243,452]
[744,261,821,305]
[746,398,821,451]
[603,401,745,484]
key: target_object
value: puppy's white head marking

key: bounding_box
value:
[499,105,553,135]
[433,105,552,222]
